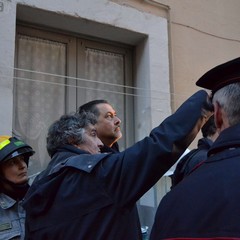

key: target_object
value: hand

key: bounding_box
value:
[201,94,214,125]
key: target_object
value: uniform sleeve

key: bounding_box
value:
[100,90,213,206]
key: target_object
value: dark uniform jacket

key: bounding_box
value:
[23,90,209,240]
[150,123,240,240]
[171,137,213,187]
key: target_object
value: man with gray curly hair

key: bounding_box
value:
[46,112,102,157]
[23,90,212,240]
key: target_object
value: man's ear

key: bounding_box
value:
[214,101,223,130]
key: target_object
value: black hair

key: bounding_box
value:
[201,115,217,138]
[78,100,109,118]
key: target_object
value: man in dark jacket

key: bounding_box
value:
[150,57,240,240]
[23,90,212,240]
[171,115,218,188]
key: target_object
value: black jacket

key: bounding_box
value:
[101,142,120,153]
[171,137,213,187]
[23,90,210,240]
[150,123,240,239]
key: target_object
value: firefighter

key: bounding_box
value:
[0,136,34,240]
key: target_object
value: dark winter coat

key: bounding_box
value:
[23,90,209,240]
[150,123,240,240]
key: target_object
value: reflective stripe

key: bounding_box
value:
[0,139,10,150]
[14,141,25,147]
[0,222,12,231]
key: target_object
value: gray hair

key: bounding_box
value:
[212,82,240,126]
[46,112,97,157]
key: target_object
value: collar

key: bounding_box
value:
[46,145,111,176]
[208,123,240,156]
[197,137,213,150]
[50,153,110,175]
[0,193,17,209]
[57,144,88,155]
[101,142,120,153]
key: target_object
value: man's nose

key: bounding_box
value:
[98,138,104,148]
[114,116,121,124]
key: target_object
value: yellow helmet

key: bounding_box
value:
[0,136,35,166]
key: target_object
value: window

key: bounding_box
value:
[14,25,134,175]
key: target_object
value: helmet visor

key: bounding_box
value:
[2,147,35,164]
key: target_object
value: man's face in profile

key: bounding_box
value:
[95,103,122,147]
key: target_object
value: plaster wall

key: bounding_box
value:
[158,0,240,108]
[163,0,240,151]
[0,1,16,135]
